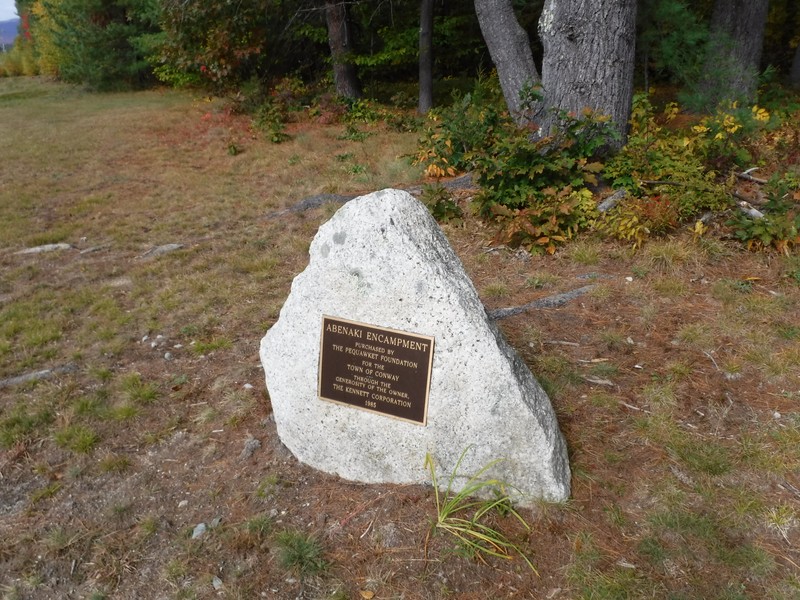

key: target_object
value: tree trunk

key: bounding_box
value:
[790,43,800,88]
[418,0,434,114]
[538,0,637,148]
[474,0,539,124]
[325,0,362,100]
[701,0,769,106]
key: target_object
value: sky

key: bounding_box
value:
[0,0,18,21]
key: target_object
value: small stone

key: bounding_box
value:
[239,436,262,460]
[212,576,223,590]
[243,383,254,390]
[164,352,173,361]
[625,276,633,282]
[191,523,207,539]
[774,411,782,420]
[210,517,222,528]
[142,335,149,343]
[178,500,188,508]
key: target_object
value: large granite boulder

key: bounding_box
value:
[260,189,570,504]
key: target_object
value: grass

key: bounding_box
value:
[120,373,158,404]
[425,448,537,574]
[274,530,328,577]
[54,424,100,453]
[1,78,799,600]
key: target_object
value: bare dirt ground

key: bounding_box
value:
[1,80,799,599]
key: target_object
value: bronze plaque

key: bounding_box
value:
[318,315,434,425]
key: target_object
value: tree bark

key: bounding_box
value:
[418,0,433,114]
[791,43,800,88]
[538,0,637,148]
[325,0,362,100]
[474,0,539,124]
[701,0,769,105]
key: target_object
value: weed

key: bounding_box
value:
[338,124,372,142]
[764,504,797,543]
[425,448,537,574]
[138,516,159,538]
[31,482,62,504]
[524,273,560,289]
[99,454,132,473]
[254,475,281,499]
[274,530,328,577]
[244,514,272,540]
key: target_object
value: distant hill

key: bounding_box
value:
[1,18,20,47]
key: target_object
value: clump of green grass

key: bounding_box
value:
[190,338,232,355]
[670,437,732,476]
[72,395,107,419]
[642,240,692,274]
[121,372,158,404]
[568,240,602,265]
[108,403,139,421]
[652,277,688,298]
[676,322,714,348]
[54,424,99,453]
[137,516,159,539]
[482,282,509,299]
[0,404,54,448]
[596,329,627,351]
[274,530,328,577]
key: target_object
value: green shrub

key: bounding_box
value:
[473,110,611,214]
[729,174,800,254]
[420,183,462,224]
[413,75,508,178]
[491,187,598,255]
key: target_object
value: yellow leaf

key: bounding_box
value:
[693,220,707,236]
[360,591,375,599]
